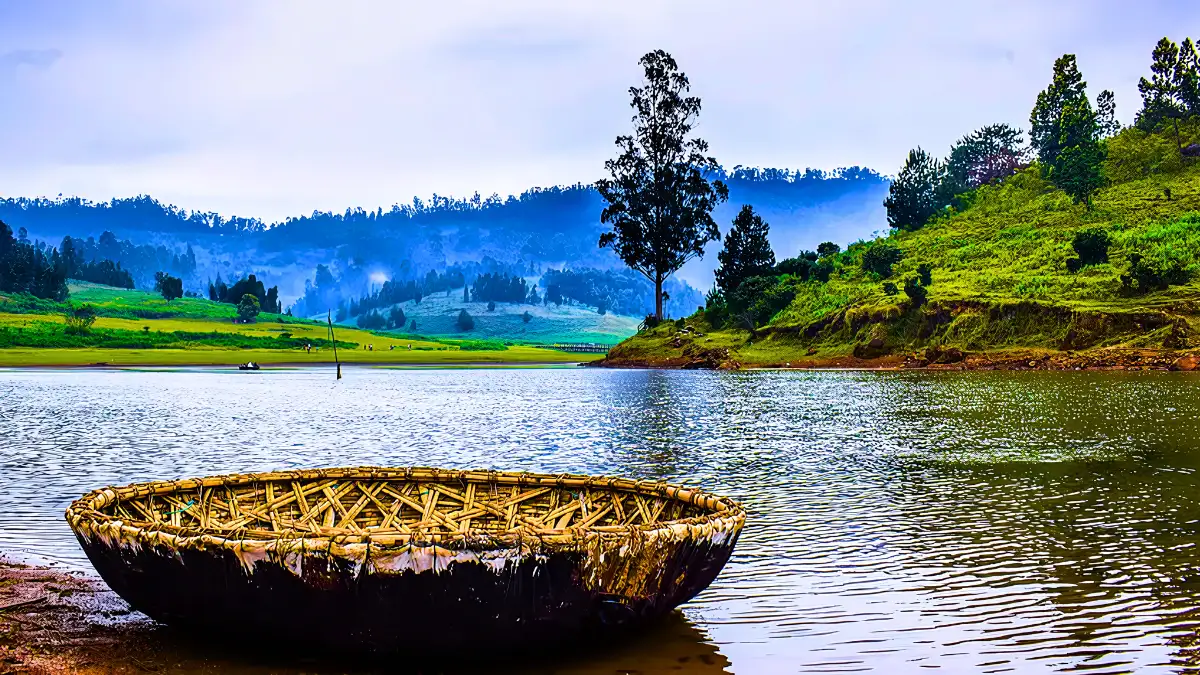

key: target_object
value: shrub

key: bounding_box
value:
[236,294,260,322]
[817,242,841,257]
[729,276,797,328]
[487,301,496,312]
[903,277,927,307]
[64,304,98,335]
[916,263,933,287]
[882,282,898,295]
[456,309,475,331]
[1121,252,1191,293]
[522,311,532,323]
[776,257,813,279]
[1065,257,1083,273]
[1102,126,1186,184]
[811,259,835,283]
[1071,228,1110,266]
[639,314,660,332]
[861,242,903,279]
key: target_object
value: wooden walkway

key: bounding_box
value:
[537,343,613,354]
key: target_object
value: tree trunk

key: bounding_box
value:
[655,276,664,321]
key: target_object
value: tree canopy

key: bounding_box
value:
[715,205,775,296]
[884,148,945,231]
[596,50,729,320]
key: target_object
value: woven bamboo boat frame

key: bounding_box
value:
[66,466,744,550]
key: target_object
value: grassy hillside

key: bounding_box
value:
[0,283,602,366]
[606,161,1200,369]
[338,291,639,345]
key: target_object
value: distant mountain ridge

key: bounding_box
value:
[0,166,890,325]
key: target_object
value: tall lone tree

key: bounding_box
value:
[884,148,945,231]
[715,205,775,296]
[597,50,729,321]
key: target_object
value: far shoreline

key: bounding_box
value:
[0,347,605,369]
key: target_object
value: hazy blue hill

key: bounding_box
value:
[0,166,889,343]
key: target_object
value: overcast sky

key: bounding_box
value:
[2,0,1198,222]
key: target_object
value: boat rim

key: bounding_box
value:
[64,465,746,549]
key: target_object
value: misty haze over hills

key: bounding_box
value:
[0,166,888,322]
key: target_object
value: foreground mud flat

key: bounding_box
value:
[0,557,729,675]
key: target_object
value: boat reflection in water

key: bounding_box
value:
[88,609,731,674]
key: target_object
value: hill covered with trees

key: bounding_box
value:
[0,163,887,341]
[604,37,1200,370]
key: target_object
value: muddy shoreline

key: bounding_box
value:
[0,557,729,674]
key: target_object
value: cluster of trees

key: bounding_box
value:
[887,36,1200,235]
[58,236,134,288]
[207,274,281,314]
[357,306,416,331]
[537,268,698,316]
[594,51,874,329]
[56,232,196,290]
[0,220,68,300]
[703,206,855,328]
[469,273,530,304]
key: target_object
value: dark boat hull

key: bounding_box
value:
[74,530,739,654]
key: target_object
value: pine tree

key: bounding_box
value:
[714,205,775,296]
[884,148,945,231]
[1054,99,1105,205]
[1096,90,1119,137]
[1030,55,1089,167]
[1137,37,1200,153]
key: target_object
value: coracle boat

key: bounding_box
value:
[65,466,745,654]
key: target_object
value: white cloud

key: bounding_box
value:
[1,0,1198,221]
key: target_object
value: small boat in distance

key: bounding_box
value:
[237,361,260,370]
[64,466,745,655]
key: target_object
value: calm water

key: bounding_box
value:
[3,366,1200,674]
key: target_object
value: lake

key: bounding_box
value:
[3,366,1200,674]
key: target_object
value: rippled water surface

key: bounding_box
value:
[4,366,1200,673]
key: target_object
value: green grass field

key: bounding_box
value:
[610,154,1200,367]
[0,346,600,367]
[0,284,603,367]
[330,290,639,345]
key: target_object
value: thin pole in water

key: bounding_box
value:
[327,311,342,380]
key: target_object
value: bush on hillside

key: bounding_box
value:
[882,281,898,295]
[64,304,98,335]
[456,309,475,331]
[729,276,798,329]
[817,242,841,257]
[236,294,260,322]
[903,277,928,307]
[1071,228,1111,266]
[917,263,933,286]
[861,242,903,279]
[1103,127,1187,183]
[1121,252,1192,293]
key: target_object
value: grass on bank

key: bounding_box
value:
[0,284,603,366]
[611,156,1200,365]
[0,346,601,367]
